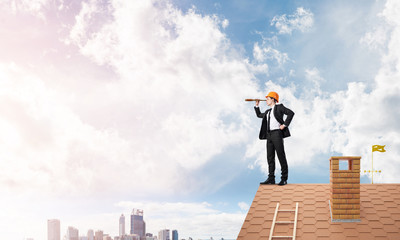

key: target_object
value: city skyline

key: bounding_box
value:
[45,209,191,240]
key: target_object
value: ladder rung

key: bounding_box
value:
[279,209,295,212]
[276,221,294,224]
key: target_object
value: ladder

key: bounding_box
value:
[269,202,299,240]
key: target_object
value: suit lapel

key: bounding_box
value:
[274,105,284,124]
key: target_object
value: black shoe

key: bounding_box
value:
[278,180,287,186]
[260,178,275,185]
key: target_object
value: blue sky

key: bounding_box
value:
[1,0,399,239]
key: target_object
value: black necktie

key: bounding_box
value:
[267,109,271,133]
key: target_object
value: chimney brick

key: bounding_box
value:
[330,156,361,222]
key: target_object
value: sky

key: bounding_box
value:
[1,0,400,239]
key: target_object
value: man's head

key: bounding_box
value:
[266,91,279,106]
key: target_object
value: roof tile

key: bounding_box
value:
[383,224,399,233]
[372,228,389,237]
[246,225,262,233]
[329,232,346,238]
[387,233,400,240]
[352,233,375,240]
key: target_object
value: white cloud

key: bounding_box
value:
[360,26,389,51]
[0,0,261,199]
[68,0,101,47]
[0,63,139,196]
[382,0,400,25]
[336,0,400,181]
[271,7,314,35]
[222,18,229,29]
[238,202,250,212]
[1,0,50,19]
[253,42,289,66]
[304,67,324,96]
[251,33,289,74]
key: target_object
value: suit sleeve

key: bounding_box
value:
[282,105,294,126]
[254,106,265,118]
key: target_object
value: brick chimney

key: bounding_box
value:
[329,156,361,222]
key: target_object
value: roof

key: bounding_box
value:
[237,184,400,240]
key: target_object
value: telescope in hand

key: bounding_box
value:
[245,99,266,101]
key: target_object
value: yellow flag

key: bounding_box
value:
[372,145,386,152]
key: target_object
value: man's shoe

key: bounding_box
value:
[278,180,287,186]
[260,178,275,185]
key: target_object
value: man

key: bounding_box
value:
[255,91,294,186]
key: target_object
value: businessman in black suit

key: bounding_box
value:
[255,92,294,185]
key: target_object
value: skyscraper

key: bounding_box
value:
[66,226,79,240]
[48,219,60,240]
[171,230,178,240]
[94,230,103,240]
[130,209,145,238]
[87,229,94,240]
[119,214,125,236]
[158,229,170,240]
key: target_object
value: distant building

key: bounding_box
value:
[95,230,103,240]
[121,234,139,240]
[87,230,94,240]
[79,237,88,240]
[158,229,170,240]
[171,230,178,240]
[119,214,126,236]
[103,235,112,240]
[67,226,79,240]
[48,219,60,240]
[130,209,146,238]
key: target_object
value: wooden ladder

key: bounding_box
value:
[269,202,299,240]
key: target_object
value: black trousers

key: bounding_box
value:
[266,130,288,180]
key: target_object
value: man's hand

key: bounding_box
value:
[255,100,260,107]
[280,125,286,130]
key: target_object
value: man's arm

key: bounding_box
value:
[254,100,265,118]
[282,105,294,127]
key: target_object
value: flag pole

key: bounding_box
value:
[371,149,374,184]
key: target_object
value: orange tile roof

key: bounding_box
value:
[237,184,400,240]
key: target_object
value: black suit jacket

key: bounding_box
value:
[255,104,295,139]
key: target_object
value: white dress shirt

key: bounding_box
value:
[268,105,281,130]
